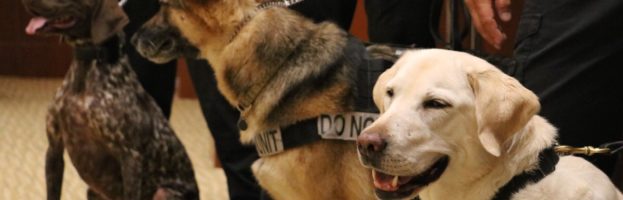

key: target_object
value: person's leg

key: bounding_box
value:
[514,0,623,181]
[185,59,263,200]
[123,0,177,118]
[289,0,357,30]
[364,0,441,47]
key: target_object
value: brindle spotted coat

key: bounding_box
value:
[45,41,198,199]
[20,0,199,199]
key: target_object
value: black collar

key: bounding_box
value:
[492,146,559,200]
[73,36,121,63]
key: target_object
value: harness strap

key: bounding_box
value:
[254,118,319,157]
[253,37,391,157]
[492,147,559,200]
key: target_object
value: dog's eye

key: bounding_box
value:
[423,99,450,109]
[386,88,394,98]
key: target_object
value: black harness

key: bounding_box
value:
[410,147,559,200]
[253,36,392,157]
[492,147,560,200]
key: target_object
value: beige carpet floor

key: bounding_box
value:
[0,76,228,200]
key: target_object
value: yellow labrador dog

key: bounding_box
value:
[357,49,623,200]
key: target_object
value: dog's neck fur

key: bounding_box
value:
[420,116,557,200]
[170,0,271,102]
[61,33,133,94]
[181,0,257,63]
[174,0,352,142]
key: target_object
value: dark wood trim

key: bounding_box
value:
[0,0,72,77]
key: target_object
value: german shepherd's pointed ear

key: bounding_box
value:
[468,70,540,157]
[91,0,129,44]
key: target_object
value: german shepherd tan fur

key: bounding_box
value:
[132,0,376,199]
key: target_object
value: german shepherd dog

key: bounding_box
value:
[131,0,391,199]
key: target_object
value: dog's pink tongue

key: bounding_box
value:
[26,17,48,35]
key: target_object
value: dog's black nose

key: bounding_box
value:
[357,132,387,155]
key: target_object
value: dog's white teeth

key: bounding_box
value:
[391,175,399,187]
[372,171,377,180]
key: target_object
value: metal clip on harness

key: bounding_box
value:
[554,141,623,156]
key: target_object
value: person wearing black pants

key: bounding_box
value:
[292,0,442,48]
[513,0,623,189]
[466,0,623,190]
[185,59,264,200]
[122,0,177,118]
[364,0,441,48]
[289,0,357,30]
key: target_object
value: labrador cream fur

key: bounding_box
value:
[366,49,623,200]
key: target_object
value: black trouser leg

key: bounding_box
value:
[365,0,441,47]
[514,0,623,181]
[289,0,357,30]
[186,59,263,200]
[123,0,177,118]
[124,48,177,118]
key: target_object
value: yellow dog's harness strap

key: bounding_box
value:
[493,147,559,200]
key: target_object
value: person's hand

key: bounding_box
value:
[465,0,512,49]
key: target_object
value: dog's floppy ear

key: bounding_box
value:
[91,0,129,44]
[468,70,540,157]
[372,64,401,113]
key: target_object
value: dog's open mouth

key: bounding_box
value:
[26,16,77,35]
[372,156,449,199]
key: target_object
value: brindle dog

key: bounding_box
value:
[21,0,198,199]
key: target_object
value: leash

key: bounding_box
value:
[554,141,623,156]
[490,141,622,200]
